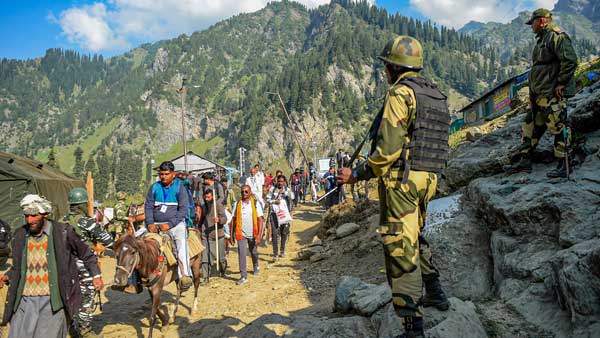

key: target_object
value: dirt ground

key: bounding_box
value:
[95,202,333,338]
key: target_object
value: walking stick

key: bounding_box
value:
[563,126,571,180]
[213,185,220,273]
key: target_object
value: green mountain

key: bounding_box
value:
[0,0,596,201]
[459,8,599,63]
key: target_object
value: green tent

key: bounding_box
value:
[0,152,84,228]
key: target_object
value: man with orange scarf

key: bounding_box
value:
[229,184,264,285]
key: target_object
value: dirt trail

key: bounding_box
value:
[96,202,326,338]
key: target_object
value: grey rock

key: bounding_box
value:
[550,239,600,323]
[424,298,488,338]
[423,210,493,300]
[297,245,324,261]
[152,47,169,73]
[309,250,332,263]
[334,276,367,313]
[349,283,392,316]
[282,316,376,338]
[370,303,403,338]
[336,222,361,238]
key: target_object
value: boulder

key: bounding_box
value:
[423,196,493,300]
[336,222,361,238]
[370,303,403,338]
[424,298,488,338]
[334,276,366,313]
[282,316,376,338]
[349,283,392,316]
[549,239,600,324]
[297,245,324,260]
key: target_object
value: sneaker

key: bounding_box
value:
[279,251,285,258]
[179,276,193,292]
[253,266,260,275]
[199,277,209,286]
[236,277,248,285]
[272,255,279,262]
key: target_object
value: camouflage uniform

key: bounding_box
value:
[354,36,449,329]
[64,210,114,336]
[111,200,129,235]
[510,10,578,178]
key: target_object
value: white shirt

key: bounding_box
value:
[247,173,265,206]
[232,199,264,238]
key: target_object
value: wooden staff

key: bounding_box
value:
[86,171,94,217]
[213,183,219,272]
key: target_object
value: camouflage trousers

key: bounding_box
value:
[74,259,96,333]
[378,169,438,318]
[519,95,570,158]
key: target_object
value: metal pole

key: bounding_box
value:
[267,92,311,169]
[179,79,188,172]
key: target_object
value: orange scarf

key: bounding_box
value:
[233,197,258,240]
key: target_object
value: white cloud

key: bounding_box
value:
[409,0,559,29]
[54,0,333,53]
[58,3,129,52]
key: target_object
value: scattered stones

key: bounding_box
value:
[336,222,361,238]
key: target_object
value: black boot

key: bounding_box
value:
[546,159,570,178]
[422,274,449,311]
[403,317,424,338]
[503,156,532,173]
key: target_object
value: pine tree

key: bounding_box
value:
[47,148,59,169]
[73,146,84,179]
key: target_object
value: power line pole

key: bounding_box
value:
[266,92,311,169]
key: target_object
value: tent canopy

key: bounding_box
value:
[0,152,84,228]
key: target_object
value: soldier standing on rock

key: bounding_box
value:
[337,36,450,337]
[503,8,578,178]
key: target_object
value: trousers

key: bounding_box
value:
[378,169,438,318]
[168,222,191,278]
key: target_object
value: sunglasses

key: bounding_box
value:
[242,190,250,194]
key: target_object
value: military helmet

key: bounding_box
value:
[378,35,423,70]
[68,187,88,205]
[116,191,127,200]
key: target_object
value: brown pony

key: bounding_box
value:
[113,232,202,338]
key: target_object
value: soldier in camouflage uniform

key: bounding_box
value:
[504,8,578,178]
[64,188,114,338]
[111,191,129,237]
[338,36,450,337]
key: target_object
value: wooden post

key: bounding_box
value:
[86,171,94,217]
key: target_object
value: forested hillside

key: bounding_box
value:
[0,0,596,201]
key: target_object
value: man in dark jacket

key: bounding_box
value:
[200,189,228,284]
[0,194,103,338]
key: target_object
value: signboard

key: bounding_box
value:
[493,87,511,114]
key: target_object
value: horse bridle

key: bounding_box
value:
[116,244,140,278]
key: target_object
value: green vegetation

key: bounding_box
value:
[155,136,224,164]
[2,0,599,201]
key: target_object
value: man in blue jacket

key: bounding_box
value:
[144,161,192,290]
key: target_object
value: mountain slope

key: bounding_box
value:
[0,0,597,201]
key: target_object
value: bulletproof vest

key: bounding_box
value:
[400,77,450,173]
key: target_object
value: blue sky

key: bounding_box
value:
[0,0,556,60]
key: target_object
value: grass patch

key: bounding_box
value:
[36,117,120,173]
[154,136,224,164]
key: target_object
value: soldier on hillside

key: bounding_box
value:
[504,8,578,177]
[337,36,450,337]
[64,188,114,338]
[111,191,129,237]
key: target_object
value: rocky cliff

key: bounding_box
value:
[290,78,600,337]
